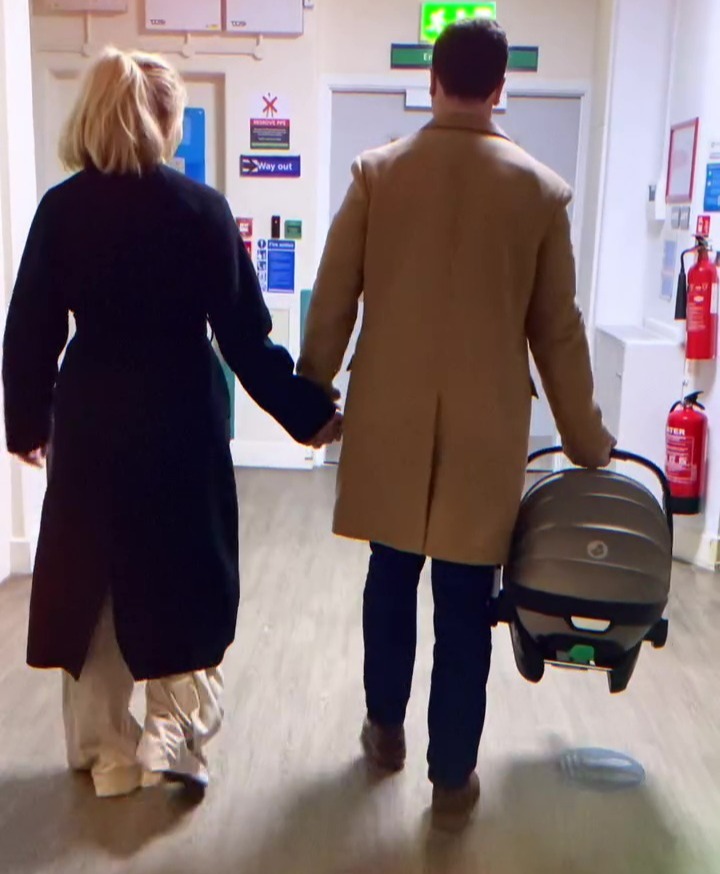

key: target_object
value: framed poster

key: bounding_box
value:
[666,118,699,204]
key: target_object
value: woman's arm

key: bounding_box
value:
[2,192,69,457]
[205,196,337,445]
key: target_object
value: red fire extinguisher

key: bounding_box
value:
[665,391,708,515]
[685,238,718,360]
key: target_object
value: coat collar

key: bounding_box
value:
[425,112,510,141]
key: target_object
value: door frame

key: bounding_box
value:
[315,75,594,466]
[316,73,594,315]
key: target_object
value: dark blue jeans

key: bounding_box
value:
[363,543,494,789]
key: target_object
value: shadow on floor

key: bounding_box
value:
[208,754,688,874]
[450,753,689,874]
[0,769,195,871]
[0,753,691,874]
[229,758,401,874]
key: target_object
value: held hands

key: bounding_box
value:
[308,411,343,450]
[15,445,47,469]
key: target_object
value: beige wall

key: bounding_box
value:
[28,0,606,472]
[32,3,326,468]
[320,0,600,80]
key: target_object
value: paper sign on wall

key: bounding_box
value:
[241,155,301,178]
[285,220,302,240]
[257,239,296,293]
[236,217,254,239]
[704,163,720,212]
[697,215,712,236]
[661,240,677,301]
[173,108,206,183]
[251,118,291,150]
[253,93,292,121]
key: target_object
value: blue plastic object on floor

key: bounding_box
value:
[559,748,646,791]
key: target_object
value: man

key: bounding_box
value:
[299,19,613,830]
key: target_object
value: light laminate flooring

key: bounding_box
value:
[0,468,718,874]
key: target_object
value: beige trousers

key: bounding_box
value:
[62,600,223,798]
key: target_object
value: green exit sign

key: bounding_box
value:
[391,43,539,73]
[420,2,497,43]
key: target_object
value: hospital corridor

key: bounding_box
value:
[0,1,719,873]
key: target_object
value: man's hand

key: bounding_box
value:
[563,430,616,470]
[308,412,343,450]
[15,446,47,469]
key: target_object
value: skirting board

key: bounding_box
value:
[231,440,314,470]
[673,524,719,571]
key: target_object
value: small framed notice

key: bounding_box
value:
[666,118,699,204]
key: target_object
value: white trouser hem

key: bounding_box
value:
[63,601,224,797]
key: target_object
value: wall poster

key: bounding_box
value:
[666,118,699,204]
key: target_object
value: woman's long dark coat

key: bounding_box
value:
[2,166,334,680]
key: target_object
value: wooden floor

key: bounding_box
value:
[0,468,719,874]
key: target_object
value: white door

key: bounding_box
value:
[325,90,584,462]
[34,70,223,191]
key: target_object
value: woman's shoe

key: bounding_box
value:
[140,743,209,802]
[360,718,406,772]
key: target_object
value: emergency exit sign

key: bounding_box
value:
[420,2,497,43]
[391,43,539,72]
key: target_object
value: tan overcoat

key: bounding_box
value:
[299,113,610,565]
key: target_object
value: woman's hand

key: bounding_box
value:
[15,446,47,468]
[308,412,343,449]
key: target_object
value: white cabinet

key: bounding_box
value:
[226,0,304,35]
[145,0,222,32]
[595,325,684,496]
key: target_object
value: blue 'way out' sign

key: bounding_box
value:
[240,155,301,178]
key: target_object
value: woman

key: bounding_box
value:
[2,48,339,798]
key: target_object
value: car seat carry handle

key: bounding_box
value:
[527,447,674,539]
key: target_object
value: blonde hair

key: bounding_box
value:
[60,47,186,175]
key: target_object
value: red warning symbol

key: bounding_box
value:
[262,94,278,117]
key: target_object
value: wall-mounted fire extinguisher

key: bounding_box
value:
[665,391,708,515]
[676,236,718,360]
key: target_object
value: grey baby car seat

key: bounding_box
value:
[495,448,672,694]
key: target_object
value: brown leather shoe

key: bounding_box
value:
[360,719,406,772]
[431,773,481,832]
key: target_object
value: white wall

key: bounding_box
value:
[0,0,43,580]
[0,35,9,582]
[592,0,676,328]
[592,0,720,568]
[647,0,720,567]
[577,0,615,328]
